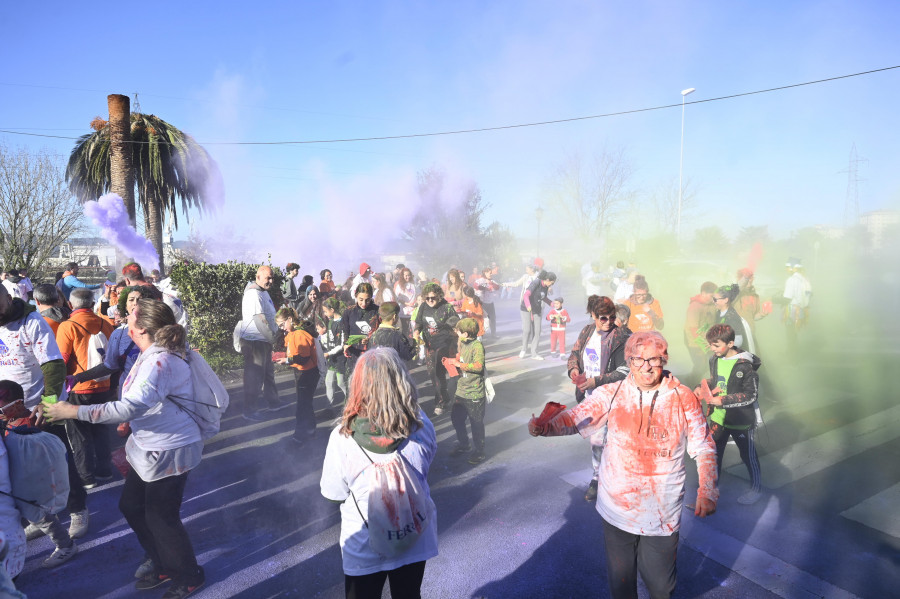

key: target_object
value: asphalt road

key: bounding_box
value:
[19,299,900,598]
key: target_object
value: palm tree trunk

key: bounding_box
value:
[107,94,135,226]
[145,193,165,276]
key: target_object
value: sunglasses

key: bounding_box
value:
[594,314,614,322]
[425,296,439,302]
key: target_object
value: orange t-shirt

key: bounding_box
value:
[285,329,318,371]
[460,297,485,337]
[624,298,664,332]
[56,309,117,394]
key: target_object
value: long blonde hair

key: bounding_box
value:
[340,347,422,439]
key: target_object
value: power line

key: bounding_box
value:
[1,65,896,146]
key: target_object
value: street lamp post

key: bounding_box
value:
[677,87,695,241]
[535,205,544,258]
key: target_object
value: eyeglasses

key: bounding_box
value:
[0,399,22,415]
[713,296,726,302]
[630,356,664,368]
[425,296,439,302]
[595,314,614,322]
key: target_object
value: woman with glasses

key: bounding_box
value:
[712,284,755,353]
[565,295,632,501]
[529,331,718,599]
[413,283,459,417]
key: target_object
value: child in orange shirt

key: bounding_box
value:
[461,287,485,339]
[275,308,320,443]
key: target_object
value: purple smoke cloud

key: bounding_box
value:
[83,193,160,272]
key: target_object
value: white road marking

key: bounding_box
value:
[727,404,900,488]
[840,482,900,538]
[680,501,861,598]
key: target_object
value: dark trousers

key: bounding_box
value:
[712,423,761,492]
[483,302,497,337]
[601,517,678,599]
[425,344,454,410]
[47,425,87,513]
[64,390,113,483]
[241,339,278,413]
[293,367,320,437]
[119,468,203,587]
[450,399,485,451]
[345,560,426,599]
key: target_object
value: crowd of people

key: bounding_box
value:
[0,253,813,599]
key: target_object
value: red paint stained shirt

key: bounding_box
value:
[562,375,718,536]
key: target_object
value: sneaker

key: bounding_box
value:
[25,522,46,541]
[518,350,527,358]
[560,353,568,361]
[135,572,171,590]
[449,444,471,457]
[162,580,205,599]
[42,543,77,568]
[433,406,445,416]
[467,451,487,465]
[585,479,599,502]
[134,556,156,579]
[737,489,763,505]
[531,354,544,361]
[82,480,98,490]
[242,410,267,422]
[68,510,89,539]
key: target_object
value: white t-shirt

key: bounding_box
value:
[0,311,65,408]
[582,329,607,378]
[240,284,277,342]
[320,413,439,576]
[1,280,21,300]
[783,273,812,308]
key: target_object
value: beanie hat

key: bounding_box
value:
[360,262,371,276]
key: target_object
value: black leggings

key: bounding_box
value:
[345,560,426,599]
[119,468,203,586]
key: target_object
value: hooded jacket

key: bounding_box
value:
[684,294,717,349]
[56,308,117,394]
[704,349,760,428]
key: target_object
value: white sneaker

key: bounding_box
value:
[42,543,78,568]
[518,351,527,358]
[532,354,544,361]
[69,509,89,539]
[25,522,46,541]
[737,490,762,505]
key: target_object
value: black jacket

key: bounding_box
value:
[415,300,459,350]
[567,323,631,402]
[371,325,416,361]
[342,302,379,358]
[704,349,760,428]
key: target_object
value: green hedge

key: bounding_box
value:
[169,260,285,373]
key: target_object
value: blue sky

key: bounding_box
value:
[2,1,898,265]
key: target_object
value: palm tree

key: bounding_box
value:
[66,113,222,274]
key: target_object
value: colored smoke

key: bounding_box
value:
[84,193,160,272]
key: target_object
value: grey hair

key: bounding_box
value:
[615,302,631,323]
[69,288,95,310]
[33,284,59,306]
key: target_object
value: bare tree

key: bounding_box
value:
[0,145,86,273]
[544,147,636,241]
[651,176,699,235]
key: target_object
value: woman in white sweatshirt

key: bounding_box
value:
[45,298,205,599]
